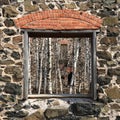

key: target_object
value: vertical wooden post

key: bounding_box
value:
[23,31,29,99]
[91,31,97,100]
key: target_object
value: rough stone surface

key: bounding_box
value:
[97,69,106,75]
[4,43,18,50]
[12,36,22,44]
[0,70,2,76]
[0,0,9,6]
[116,76,120,84]
[100,37,117,46]
[116,116,120,120]
[106,61,117,67]
[3,37,11,43]
[39,3,49,10]
[97,76,111,86]
[79,2,90,11]
[103,17,118,26]
[65,2,77,9]
[105,86,120,99]
[5,110,28,118]
[4,66,21,74]
[107,26,119,36]
[11,51,20,60]
[0,0,120,119]
[0,60,15,65]
[4,83,22,95]
[108,67,120,76]
[70,103,101,117]
[110,104,120,110]
[3,29,16,36]
[24,109,45,120]
[24,0,39,12]
[4,19,15,27]
[0,75,11,82]
[45,106,68,119]
[97,51,112,60]
[48,3,55,9]
[2,6,18,17]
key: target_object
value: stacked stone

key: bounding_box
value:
[0,0,120,119]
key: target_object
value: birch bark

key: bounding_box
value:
[38,39,45,94]
[70,39,80,94]
[48,38,52,94]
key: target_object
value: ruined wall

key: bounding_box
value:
[0,0,120,120]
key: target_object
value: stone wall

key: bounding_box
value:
[0,0,120,120]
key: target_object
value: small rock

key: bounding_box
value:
[5,110,28,118]
[48,3,55,9]
[12,36,22,44]
[3,37,11,43]
[116,116,120,120]
[39,3,49,10]
[3,28,16,36]
[105,86,120,99]
[97,51,112,60]
[24,0,39,12]
[11,51,20,60]
[110,104,120,110]
[97,76,111,86]
[0,75,11,82]
[45,106,69,119]
[2,5,18,17]
[70,103,101,117]
[23,104,31,109]
[0,0,9,6]
[32,104,40,109]
[4,19,14,27]
[116,76,120,84]
[108,67,120,76]
[18,6,23,12]
[106,61,117,67]
[4,43,18,50]
[14,104,23,111]
[100,37,117,46]
[4,83,22,95]
[103,16,118,26]
[65,2,77,9]
[24,109,45,120]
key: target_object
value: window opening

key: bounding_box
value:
[26,37,93,96]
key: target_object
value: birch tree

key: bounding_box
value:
[56,41,63,94]
[44,39,48,94]
[38,38,45,94]
[70,38,80,94]
[48,38,52,94]
[35,38,39,91]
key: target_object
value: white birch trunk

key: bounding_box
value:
[48,38,52,94]
[44,39,48,94]
[35,38,39,90]
[38,39,45,94]
[56,42,63,94]
[70,39,80,94]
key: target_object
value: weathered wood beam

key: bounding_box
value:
[23,31,29,99]
[28,94,91,98]
[91,31,97,100]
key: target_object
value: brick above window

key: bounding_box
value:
[14,9,102,30]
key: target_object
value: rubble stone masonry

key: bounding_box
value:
[0,0,120,120]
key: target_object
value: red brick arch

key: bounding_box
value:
[14,9,102,30]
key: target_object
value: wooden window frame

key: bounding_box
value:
[22,29,98,100]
